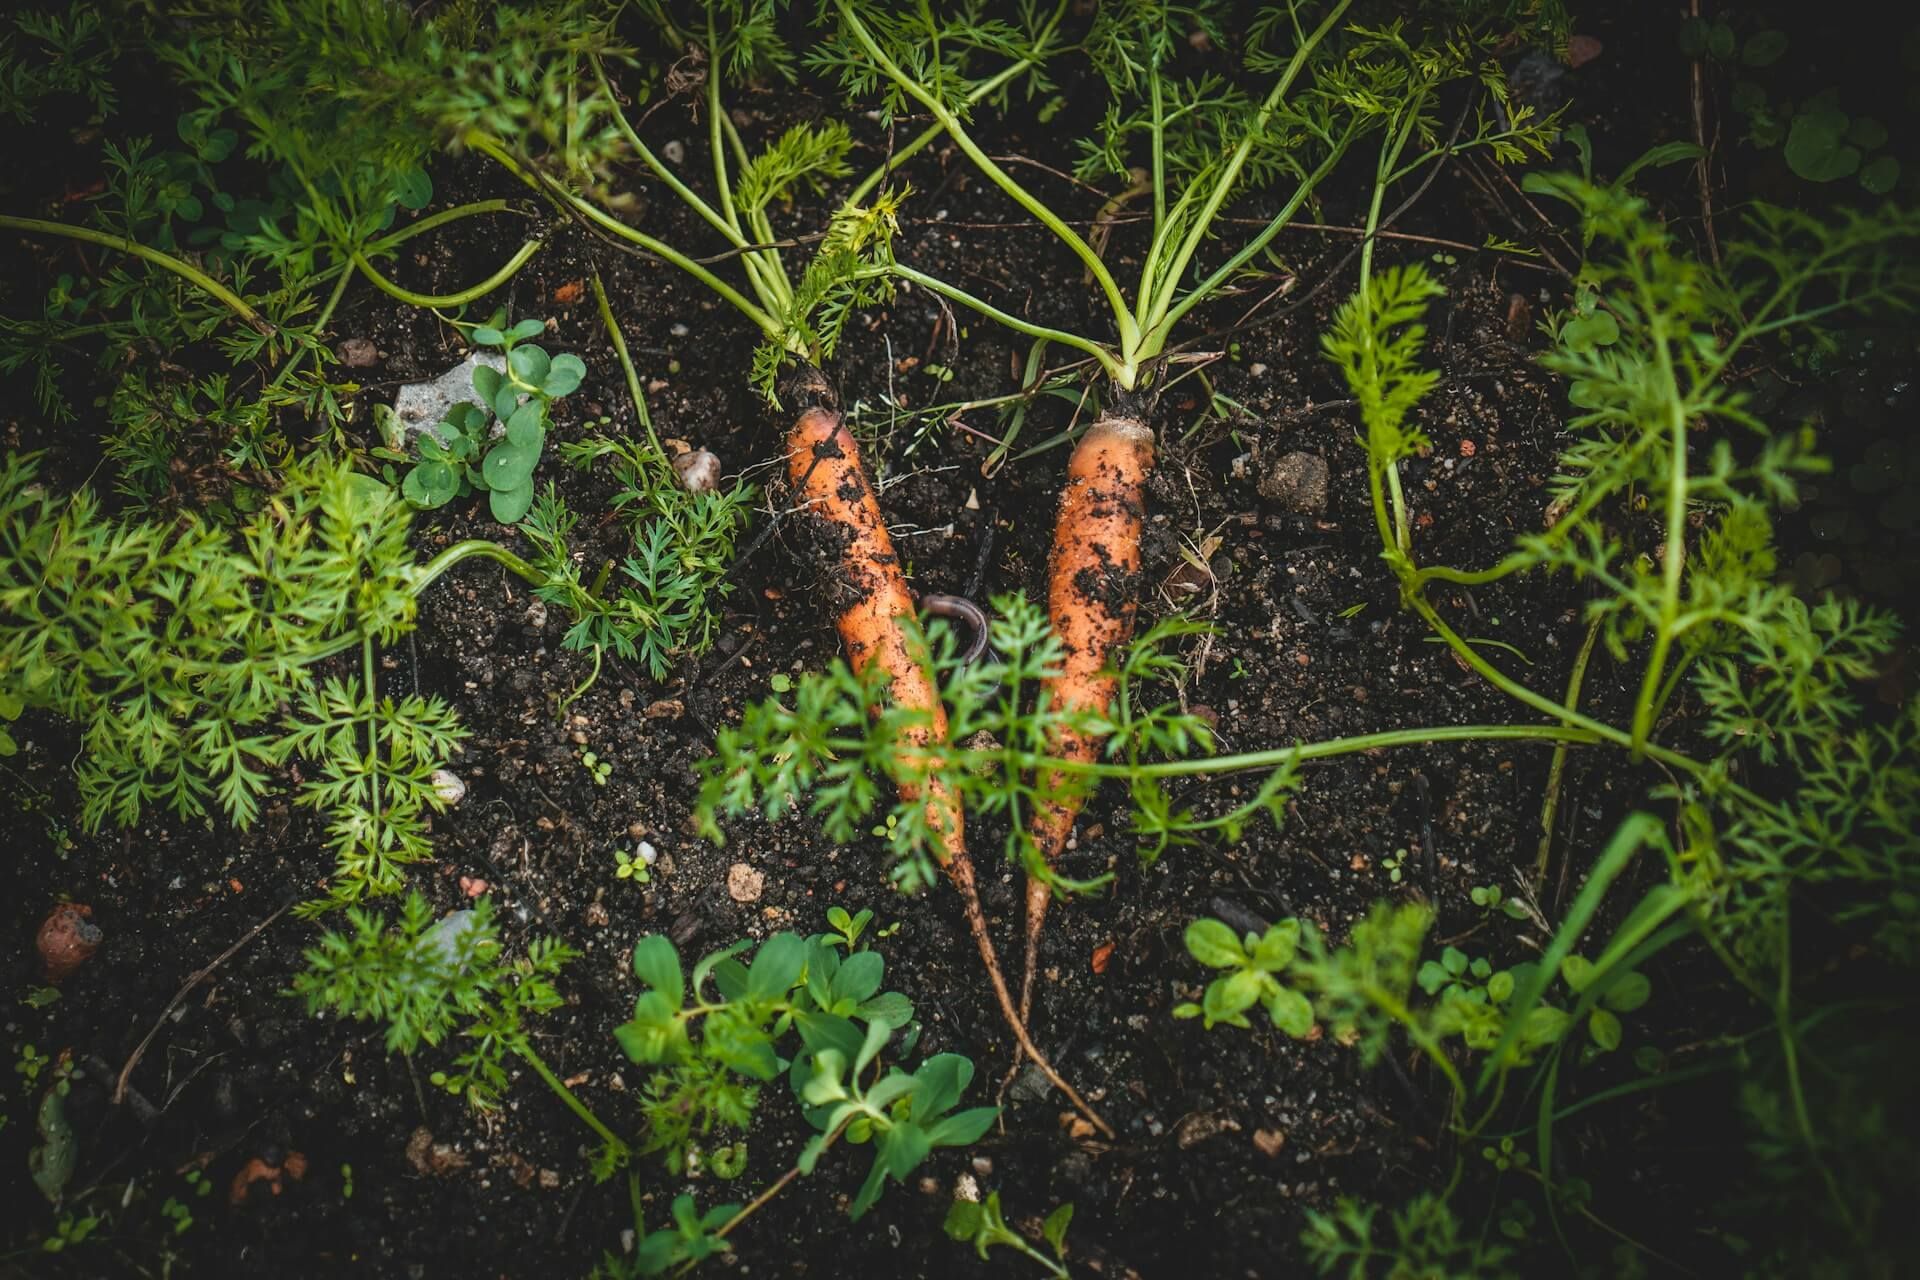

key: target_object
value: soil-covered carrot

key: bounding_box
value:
[783,370,1111,1136]
[1021,407,1155,1023]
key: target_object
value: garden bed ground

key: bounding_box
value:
[3,4,1915,1277]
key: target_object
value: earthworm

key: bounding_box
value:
[920,592,990,665]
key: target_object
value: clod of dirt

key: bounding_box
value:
[1252,1129,1287,1158]
[726,863,765,903]
[406,1127,470,1177]
[672,448,722,494]
[1258,450,1330,514]
[229,1150,308,1205]
[336,337,380,368]
[37,903,100,983]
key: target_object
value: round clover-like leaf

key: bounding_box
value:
[1185,918,1248,969]
[1561,310,1619,354]
[393,167,433,210]
[482,442,538,492]
[543,353,586,397]
[1602,971,1652,1013]
[488,480,535,524]
[505,401,546,449]
[471,325,506,347]
[1589,1008,1622,1052]
[507,318,546,342]
[509,343,551,385]
[1785,108,1861,183]
[1860,154,1901,195]
[472,364,502,404]
[402,460,459,508]
[492,384,521,422]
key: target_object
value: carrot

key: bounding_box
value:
[1020,408,1155,1026]
[783,369,1111,1137]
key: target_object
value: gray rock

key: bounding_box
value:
[386,351,508,447]
[1258,450,1329,514]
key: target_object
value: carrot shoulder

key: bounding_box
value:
[1023,410,1155,1020]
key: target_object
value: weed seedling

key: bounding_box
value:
[613,846,652,886]
[944,1192,1075,1278]
[580,749,612,787]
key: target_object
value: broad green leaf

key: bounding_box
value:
[1266,985,1314,1038]
[507,318,546,342]
[691,939,753,997]
[1185,918,1247,968]
[392,168,432,210]
[481,444,537,492]
[1589,1008,1622,1052]
[510,343,552,385]
[1601,971,1652,1013]
[911,1053,973,1120]
[747,932,807,999]
[544,353,586,397]
[402,461,458,508]
[471,325,505,347]
[833,950,885,1005]
[1861,155,1901,195]
[856,991,914,1028]
[505,401,545,450]
[493,384,520,422]
[1785,108,1861,182]
[488,481,534,524]
[473,364,502,404]
[1251,920,1299,971]
[632,935,684,1008]
[1561,311,1619,354]
[944,1199,985,1241]
[1042,1202,1074,1256]
[1560,954,1595,991]
[925,1105,998,1149]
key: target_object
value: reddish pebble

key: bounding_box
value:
[460,876,488,898]
[37,903,100,983]
[1460,439,1477,457]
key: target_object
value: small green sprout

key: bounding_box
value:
[615,844,653,885]
[823,905,873,952]
[580,750,611,786]
[945,1191,1074,1278]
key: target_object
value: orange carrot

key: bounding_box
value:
[784,376,1111,1137]
[1021,409,1155,1024]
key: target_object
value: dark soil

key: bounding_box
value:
[4,5,1914,1278]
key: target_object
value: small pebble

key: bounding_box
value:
[661,139,685,165]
